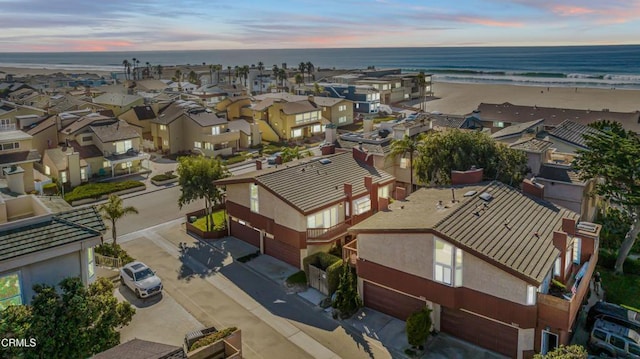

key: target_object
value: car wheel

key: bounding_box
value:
[596,349,614,358]
[135,289,141,299]
[119,275,125,284]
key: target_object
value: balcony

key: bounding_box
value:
[306,221,350,243]
[104,148,151,164]
[343,239,358,267]
[537,255,597,330]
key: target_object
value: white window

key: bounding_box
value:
[212,126,221,135]
[87,248,95,278]
[80,167,87,181]
[250,184,259,213]
[103,160,110,168]
[115,139,133,154]
[60,171,67,183]
[345,201,350,216]
[312,124,321,133]
[1,142,19,151]
[526,285,537,305]
[204,142,214,150]
[159,124,167,131]
[291,128,303,138]
[338,116,347,124]
[355,103,360,109]
[554,257,561,276]
[163,139,169,146]
[121,163,127,169]
[400,157,409,169]
[455,248,463,287]
[378,184,389,199]
[0,272,23,310]
[44,165,51,175]
[353,195,371,215]
[194,141,202,149]
[396,82,401,88]
[339,105,347,111]
[493,121,505,128]
[307,206,339,229]
[434,238,454,286]
[572,237,581,264]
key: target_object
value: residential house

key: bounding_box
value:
[132,79,169,93]
[474,102,640,133]
[47,94,107,115]
[150,101,241,157]
[319,83,380,114]
[119,104,158,141]
[330,68,432,104]
[0,130,40,193]
[216,96,252,120]
[215,151,395,268]
[92,93,144,116]
[89,121,150,178]
[0,196,105,310]
[491,119,545,143]
[26,116,58,158]
[263,99,327,140]
[545,120,600,155]
[0,100,47,130]
[226,120,261,148]
[312,96,354,127]
[348,174,600,358]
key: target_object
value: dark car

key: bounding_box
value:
[267,152,282,165]
[587,302,640,332]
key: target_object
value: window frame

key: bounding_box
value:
[87,248,95,278]
[434,238,463,287]
[572,237,581,264]
[526,285,537,305]
[353,195,371,215]
[0,272,23,310]
[250,184,259,213]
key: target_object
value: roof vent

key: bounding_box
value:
[463,190,477,197]
[479,192,493,201]
[319,158,332,165]
[577,222,598,233]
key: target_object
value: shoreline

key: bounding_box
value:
[1,65,638,115]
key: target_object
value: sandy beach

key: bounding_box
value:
[426,82,640,115]
[0,66,113,78]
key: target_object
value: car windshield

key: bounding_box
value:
[134,268,154,281]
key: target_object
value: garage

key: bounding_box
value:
[264,236,300,268]
[229,220,260,248]
[363,281,426,320]
[440,307,518,358]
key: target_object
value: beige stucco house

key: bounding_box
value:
[0,130,40,193]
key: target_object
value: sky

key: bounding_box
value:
[1,0,639,52]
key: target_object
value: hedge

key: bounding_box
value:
[598,250,640,275]
[64,181,145,203]
[189,327,237,352]
[151,173,177,182]
[406,307,433,347]
[303,252,343,295]
[94,243,135,265]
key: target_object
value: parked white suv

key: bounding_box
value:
[589,318,640,358]
[120,261,163,299]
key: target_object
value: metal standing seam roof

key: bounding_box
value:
[253,152,394,213]
[0,206,106,262]
[509,138,554,153]
[432,182,579,284]
[490,119,545,139]
[548,120,601,149]
[537,164,584,184]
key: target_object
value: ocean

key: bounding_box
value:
[2,45,640,89]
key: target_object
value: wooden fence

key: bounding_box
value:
[95,253,122,268]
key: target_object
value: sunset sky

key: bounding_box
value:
[1,0,639,52]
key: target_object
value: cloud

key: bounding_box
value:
[501,0,640,24]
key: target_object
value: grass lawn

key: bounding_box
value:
[373,116,396,124]
[598,266,640,309]
[193,210,226,231]
[286,270,307,285]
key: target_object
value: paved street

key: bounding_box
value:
[117,221,394,359]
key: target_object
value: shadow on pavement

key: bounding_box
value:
[117,283,164,308]
[177,240,225,282]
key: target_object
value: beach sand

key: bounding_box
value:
[0,66,113,78]
[425,82,640,115]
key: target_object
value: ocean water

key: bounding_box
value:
[2,45,640,89]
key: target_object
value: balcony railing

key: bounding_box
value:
[343,239,358,267]
[306,221,350,243]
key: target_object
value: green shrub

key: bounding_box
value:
[406,307,432,347]
[94,243,135,265]
[151,173,177,182]
[223,155,245,165]
[303,252,343,294]
[189,327,237,352]
[332,264,362,319]
[598,249,640,275]
[595,207,640,252]
[326,259,343,295]
[328,243,342,258]
[42,183,58,195]
[192,210,226,232]
[64,181,145,203]
[286,271,307,285]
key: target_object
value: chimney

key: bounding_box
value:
[321,144,335,155]
[451,166,483,185]
[395,186,407,201]
[562,218,577,235]
[308,95,315,104]
[275,154,283,165]
[344,183,353,203]
[364,176,373,191]
[324,123,337,146]
[352,146,373,166]
[255,160,262,170]
[522,178,544,199]
[363,117,374,133]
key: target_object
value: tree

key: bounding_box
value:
[145,61,151,79]
[121,59,130,80]
[240,65,250,87]
[278,68,287,89]
[298,62,306,81]
[281,146,311,163]
[155,64,163,80]
[573,121,640,274]
[209,64,214,84]
[313,82,324,95]
[188,70,199,85]
[227,66,232,85]
[306,61,314,82]
[0,277,135,359]
[257,61,264,93]
[406,307,432,348]
[413,129,528,186]
[332,264,362,319]
[295,73,304,92]
[416,71,427,111]
[177,156,230,231]
[98,194,139,245]
[389,134,423,193]
[173,69,182,82]
[532,344,587,359]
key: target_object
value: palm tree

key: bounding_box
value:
[416,71,427,112]
[278,68,287,90]
[132,58,138,80]
[145,62,151,79]
[295,73,303,93]
[227,66,232,85]
[135,59,141,80]
[209,64,214,85]
[213,64,222,84]
[122,60,130,80]
[98,194,139,245]
[188,70,199,85]
[155,64,163,80]
[241,65,250,87]
[313,82,324,95]
[389,134,423,194]
[306,61,314,82]
[257,61,264,93]
[298,62,306,81]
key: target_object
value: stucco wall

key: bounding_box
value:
[518,328,535,359]
[537,179,583,214]
[358,232,531,305]
[19,251,82,303]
